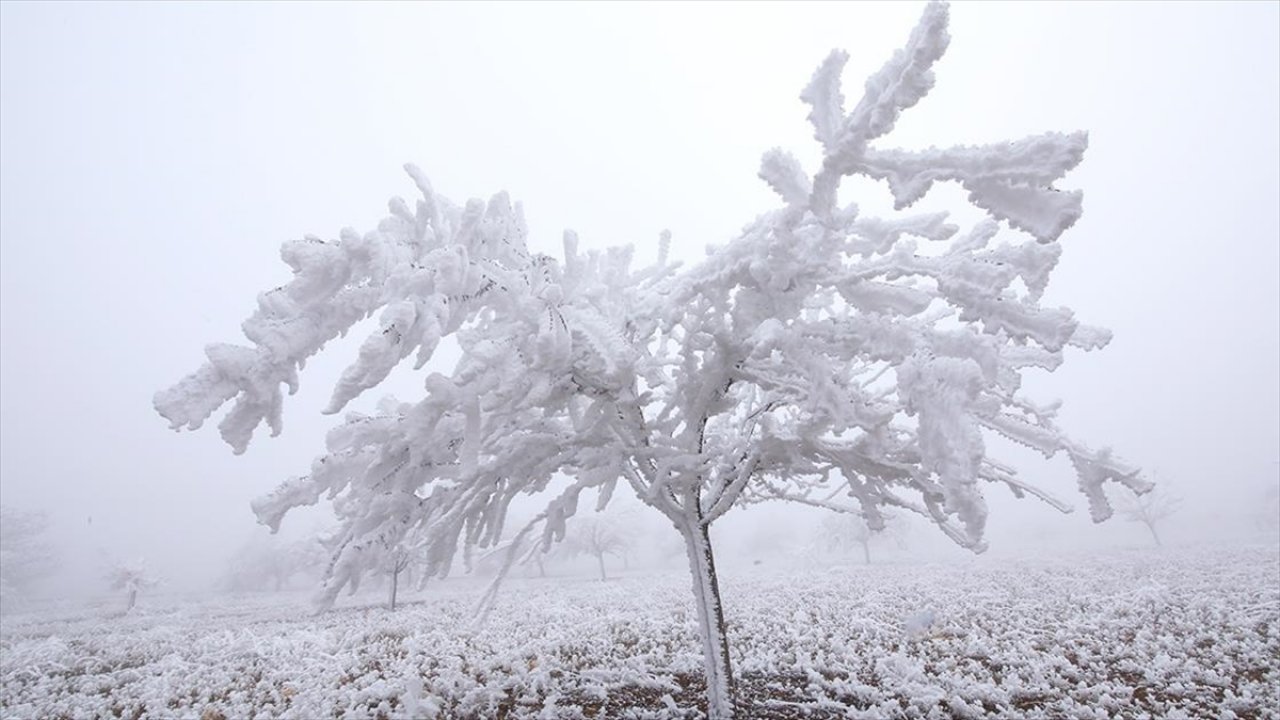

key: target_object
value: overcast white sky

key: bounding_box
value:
[2,1,1277,590]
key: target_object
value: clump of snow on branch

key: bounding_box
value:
[156,0,1145,612]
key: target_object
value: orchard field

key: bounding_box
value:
[2,544,1277,719]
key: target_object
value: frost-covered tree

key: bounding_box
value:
[820,512,905,565]
[106,559,159,613]
[562,514,633,580]
[0,506,58,606]
[224,534,326,592]
[380,521,439,610]
[1114,486,1180,547]
[304,509,425,611]
[384,546,412,611]
[155,3,1147,715]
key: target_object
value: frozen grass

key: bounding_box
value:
[2,545,1277,719]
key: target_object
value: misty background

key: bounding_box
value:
[1,2,1277,599]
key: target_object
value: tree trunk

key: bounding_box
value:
[388,568,400,611]
[126,588,137,612]
[596,552,608,581]
[678,518,736,719]
[861,541,871,565]
[1145,522,1162,547]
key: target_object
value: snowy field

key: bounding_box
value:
[2,545,1277,720]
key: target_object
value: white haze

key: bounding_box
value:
[1,2,1276,598]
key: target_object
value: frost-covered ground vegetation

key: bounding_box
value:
[3,545,1276,720]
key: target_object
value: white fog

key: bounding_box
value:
[1,2,1276,719]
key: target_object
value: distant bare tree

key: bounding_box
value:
[1114,488,1181,546]
[386,547,412,611]
[369,527,428,609]
[820,513,906,565]
[563,515,632,580]
[224,534,327,592]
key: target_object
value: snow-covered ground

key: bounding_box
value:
[2,544,1277,719]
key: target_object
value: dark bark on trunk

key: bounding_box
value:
[679,518,736,719]
[596,552,608,581]
[389,568,400,611]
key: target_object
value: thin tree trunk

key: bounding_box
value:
[389,568,400,611]
[678,517,736,719]
[861,541,871,565]
[126,589,137,612]
[1145,522,1162,547]
[596,552,608,581]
